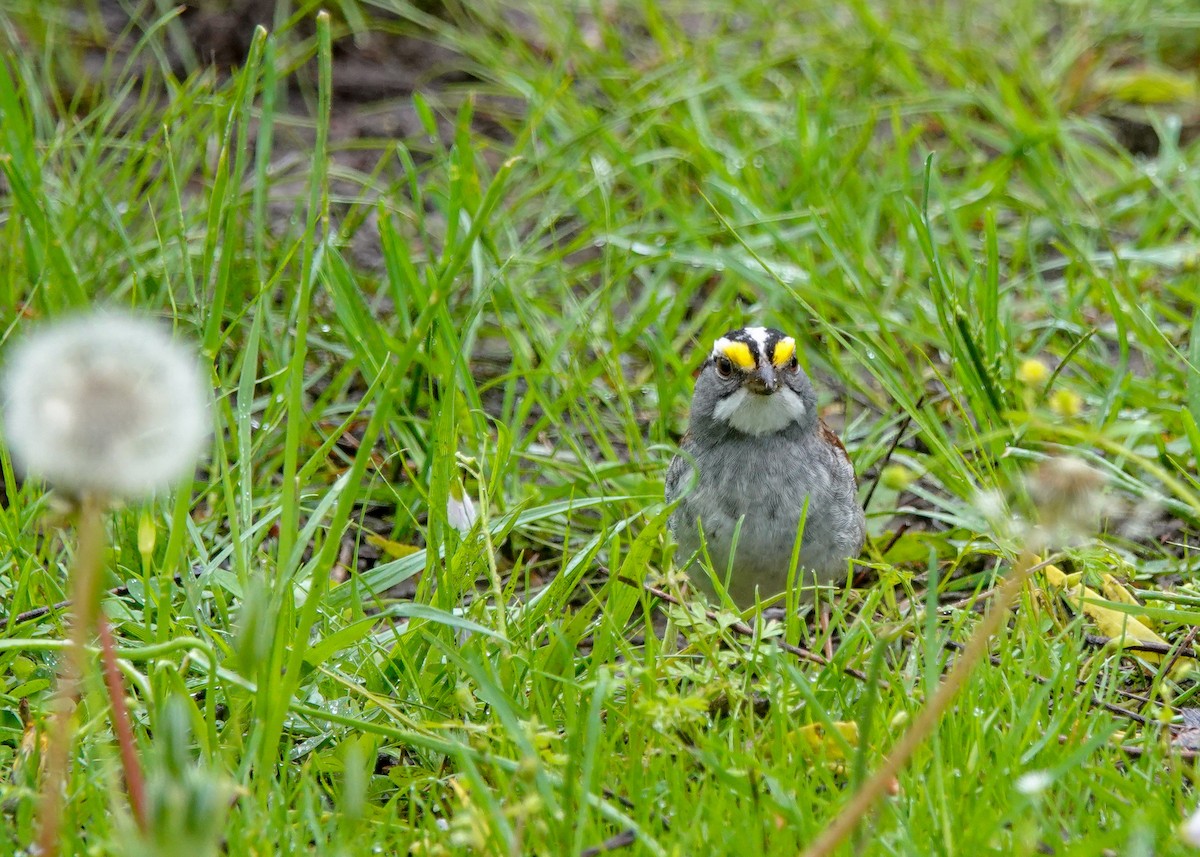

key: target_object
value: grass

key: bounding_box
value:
[2,0,1200,853]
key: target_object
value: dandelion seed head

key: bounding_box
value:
[1015,770,1052,795]
[1183,804,1200,847]
[1028,456,1106,546]
[2,312,210,498]
[975,488,1023,540]
[975,489,1009,524]
[1118,495,1163,543]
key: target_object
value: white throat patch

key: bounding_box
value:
[712,387,807,436]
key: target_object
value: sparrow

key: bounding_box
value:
[665,326,865,607]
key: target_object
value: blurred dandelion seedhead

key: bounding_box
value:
[1182,804,1200,847]
[2,312,210,498]
[976,456,1114,551]
[1014,770,1053,796]
[1029,456,1107,544]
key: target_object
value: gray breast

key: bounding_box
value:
[666,428,864,604]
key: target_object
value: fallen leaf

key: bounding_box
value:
[793,721,859,759]
[1042,564,1196,681]
[366,533,422,559]
[1094,67,1197,105]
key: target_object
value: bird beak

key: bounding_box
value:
[747,364,779,395]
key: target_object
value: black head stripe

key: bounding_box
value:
[719,327,789,369]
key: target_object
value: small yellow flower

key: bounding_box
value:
[1048,388,1083,417]
[1016,358,1050,386]
[880,464,915,491]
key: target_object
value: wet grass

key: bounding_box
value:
[2,0,1200,853]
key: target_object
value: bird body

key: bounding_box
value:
[665,327,865,607]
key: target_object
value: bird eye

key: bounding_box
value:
[788,356,800,373]
[714,356,734,378]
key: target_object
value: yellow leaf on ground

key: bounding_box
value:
[1041,563,1195,680]
[793,721,859,759]
[1094,67,1197,105]
[1100,573,1162,632]
[366,533,422,559]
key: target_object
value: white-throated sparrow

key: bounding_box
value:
[665,326,865,606]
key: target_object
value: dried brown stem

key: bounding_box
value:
[10,568,194,625]
[877,522,910,558]
[580,830,638,857]
[800,553,1039,857]
[1082,632,1199,663]
[37,493,106,857]
[1162,625,1200,681]
[624,561,1156,857]
[861,395,924,512]
[97,615,147,829]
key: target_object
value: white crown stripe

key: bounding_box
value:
[711,337,736,358]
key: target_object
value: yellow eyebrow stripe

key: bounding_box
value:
[719,341,755,370]
[772,337,795,367]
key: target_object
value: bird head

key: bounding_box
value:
[691,326,818,437]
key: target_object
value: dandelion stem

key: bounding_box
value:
[97,614,147,830]
[37,492,106,857]
[801,553,1038,857]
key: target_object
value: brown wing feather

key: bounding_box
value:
[818,418,857,486]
